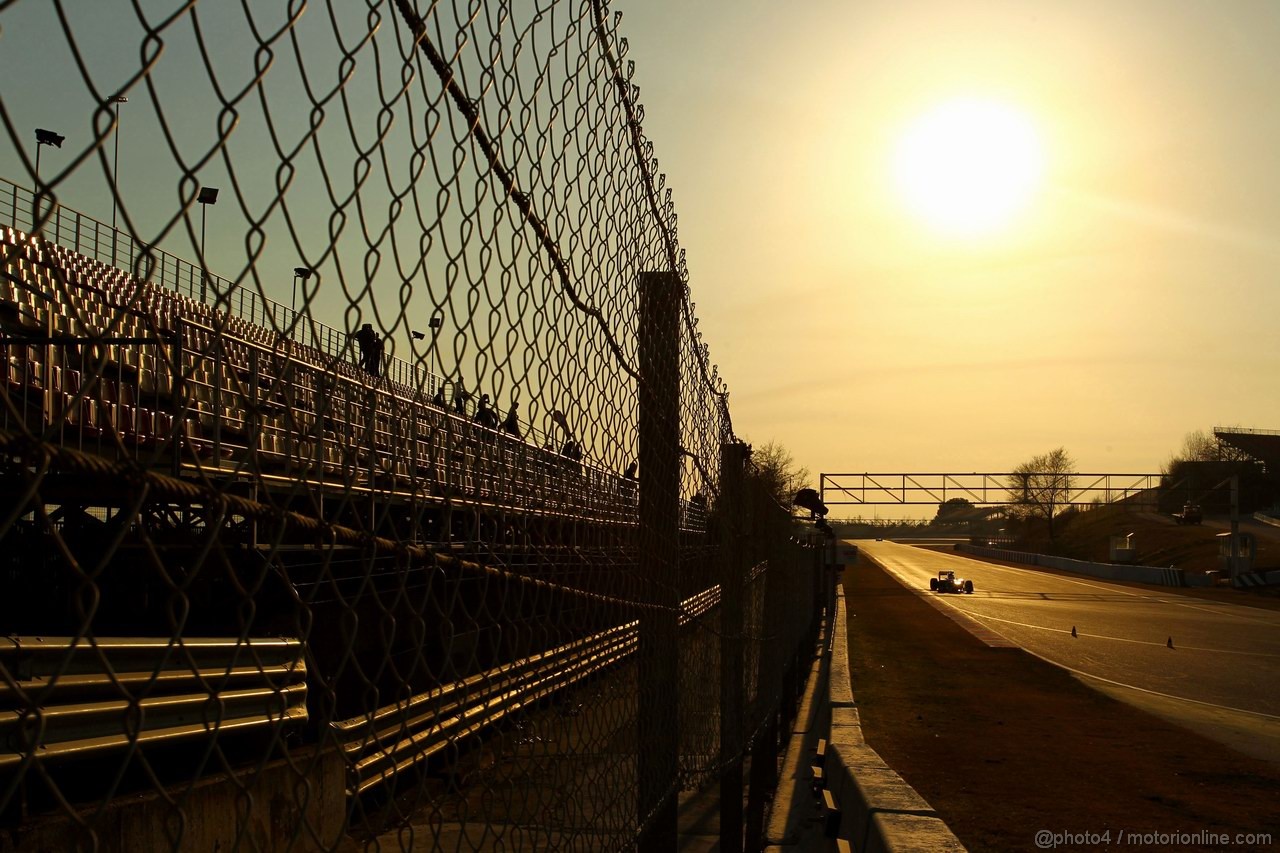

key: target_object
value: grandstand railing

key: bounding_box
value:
[3,178,440,398]
[1215,426,1280,437]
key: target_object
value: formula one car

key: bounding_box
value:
[930,570,974,594]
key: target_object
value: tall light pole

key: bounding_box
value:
[292,266,312,342]
[110,95,127,266]
[197,186,219,302]
[428,311,443,397]
[33,128,65,225]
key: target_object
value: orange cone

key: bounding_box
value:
[1167,636,1174,649]
[1071,626,1077,638]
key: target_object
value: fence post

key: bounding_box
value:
[637,270,681,852]
[745,496,786,851]
[718,439,748,853]
[171,329,184,478]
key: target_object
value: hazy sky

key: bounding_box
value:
[619,0,1280,484]
[3,1,1279,498]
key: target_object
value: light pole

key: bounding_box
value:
[33,128,65,225]
[110,95,127,265]
[292,266,312,343]
[428,311,443,397]
[197,186,218,302]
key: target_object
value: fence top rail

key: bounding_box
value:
[1215,426,1280,437]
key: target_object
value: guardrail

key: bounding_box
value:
[956,543,1186,587]
[0,635,307,768]
[334,584,722,797]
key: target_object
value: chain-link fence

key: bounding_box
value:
[0,3,826,850]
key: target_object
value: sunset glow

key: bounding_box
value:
[892,98,1044,238]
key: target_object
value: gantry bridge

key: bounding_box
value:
[820,472,1162,509]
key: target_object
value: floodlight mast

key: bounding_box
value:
[110,96,128,265]
[197,187,219,301]
[33,128,65,222]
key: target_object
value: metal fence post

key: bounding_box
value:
[637,270,680,852]
[718,439,748,853]
[745,491,785,851]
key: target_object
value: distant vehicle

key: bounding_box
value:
[1173,503,1203,526]
[930,570,974,594]
[875,537,884,541]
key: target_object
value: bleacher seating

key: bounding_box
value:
[1,226,645,525]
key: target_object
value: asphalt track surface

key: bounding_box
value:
[856,539,1280,763]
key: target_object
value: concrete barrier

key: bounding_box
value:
[764,620,832,849]
[819,583,966,852]
[956,544,1186,587]
[0,748,348,853]
[1234,570,1280,588]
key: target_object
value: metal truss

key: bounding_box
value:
[819,472,1162,508]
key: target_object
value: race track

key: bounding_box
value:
[855,539,1280,762]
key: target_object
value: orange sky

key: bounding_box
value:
[622,0,1280,486]
[2,1,1278,499]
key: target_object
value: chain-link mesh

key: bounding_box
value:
[0,2,824,850]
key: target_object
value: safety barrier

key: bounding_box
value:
[956,544,1186,587]
[0,636,306,768]
[816,583,967,852]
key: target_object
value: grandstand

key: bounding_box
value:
[0,204,720,815]
[1215,426,1280,474]
[1,219,641,524]
[0,4,822,848]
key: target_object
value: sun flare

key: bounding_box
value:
[892,98,1044,238]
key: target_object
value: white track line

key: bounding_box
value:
[867,549,1280,721]
[959,610,1280,658]
[938,549,1280,627]
[1023,646,1280,722]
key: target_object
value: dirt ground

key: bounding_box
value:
[842,559,1280,852]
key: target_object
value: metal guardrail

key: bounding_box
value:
[0,635,307,768]
[334,584,723,797]
[1215,426,1280,437]
[335,624,639,796]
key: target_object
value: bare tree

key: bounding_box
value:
[1163,428,1251,473]
[747,440,811,507]
[1006,447,1076,543]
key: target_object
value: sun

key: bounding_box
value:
[892,97,1044,238]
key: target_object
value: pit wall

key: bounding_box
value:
[955,544,1188,587]
[818,582,966,852]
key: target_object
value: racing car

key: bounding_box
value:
[930,570,974,594]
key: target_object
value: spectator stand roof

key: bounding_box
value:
[1215,427,1280,473]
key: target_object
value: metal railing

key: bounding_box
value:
[335,581,724,797]
[0,636,307,768]
[1215,426,1280,437]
